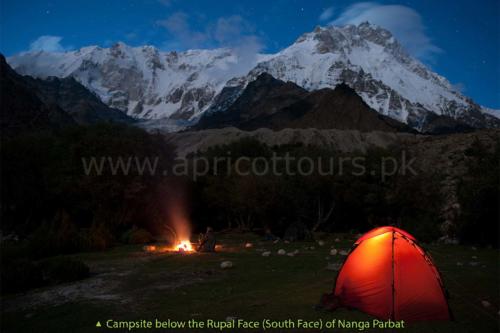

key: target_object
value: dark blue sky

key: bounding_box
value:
[1,0,499,108]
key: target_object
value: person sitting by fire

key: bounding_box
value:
[197,226,216,252]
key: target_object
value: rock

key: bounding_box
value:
[439,236,459,245]
[284,240,290,244]
[481,300,491,308]
[293,249,300,255]
[471,255,477,259]
[317,240,325,246]
[273,239,280,244]
[330,249,338,256]
[245,243,253,248]
[277,249,286,255]
[471,246,477,251]
[310,246,316,250]
[220,261,233,269]
[469,261,479,266]
[456,262,463,266]
[335,238,341,242]
[287,253,295,257]
[326,263,341,271]
[262,251,271,257]
[339,250,349,256]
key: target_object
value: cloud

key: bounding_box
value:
[452,82,466,93]
[125,32,138,41]
[330,2,441,62]
[213,15,254,45]
[157,0,174,6]
[157,13,264,77]
[319,7,334,21]
[157,13,263,52]
[157,12,209,49]
[29,35,70,52]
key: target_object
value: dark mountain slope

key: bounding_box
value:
[22,75,134,125]
[197,73,414,133]
[0,54,73,136]
[1,53,134,137]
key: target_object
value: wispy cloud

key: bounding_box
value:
[330,2,442,62]
[157,0,174,7]
[157,13,264,77]
[157,12,263,52]
[157,12,209,49]
[452,82,466,93]
[319,7,334,22]
[29,35,71,52]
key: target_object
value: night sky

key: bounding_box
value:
[1,0,498,108]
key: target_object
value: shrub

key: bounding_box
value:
[121,226,154,244]
[28,210,81,258]
[79,222,115,251]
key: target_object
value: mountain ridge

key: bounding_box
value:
[0,54,134,135]
[196,73,416,133]
[7,23,500,132]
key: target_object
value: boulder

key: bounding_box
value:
[220,261,233,269]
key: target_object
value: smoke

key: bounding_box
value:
[163,183,192,243]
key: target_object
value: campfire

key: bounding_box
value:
[145,204,196,253]
[144,195,196,254]
[174,240,194,252]
[144,239,195,254]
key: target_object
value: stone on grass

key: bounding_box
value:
[469,261,479,266]
[339,250,349,256]
[220,261,233,269]
[481,300,491,308]
[330,249,338,256]
[335,238,340,242]
[273,239,280,244]
[317,240,325,246]
[310,246,316,250]
[277,249,286,255]
[262,251,271,257]
[471,255,477,259]
[293,249,299,255]
[287,253,295,257]
[326,263,341,271]
[456,262,463,266]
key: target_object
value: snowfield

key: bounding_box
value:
[8,23,497,131]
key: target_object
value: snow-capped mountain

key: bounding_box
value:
[7,23,499,131]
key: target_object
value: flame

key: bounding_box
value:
[174,240,194,252]
[144,245,157,252]
[144,241,195,253]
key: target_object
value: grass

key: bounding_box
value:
[1,233,498,333]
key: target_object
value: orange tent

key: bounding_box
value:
[331,226,451,322]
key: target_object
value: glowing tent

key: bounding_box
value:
[329,226,451,322]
